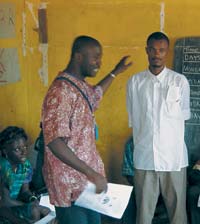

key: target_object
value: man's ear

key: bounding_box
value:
[75,52,83,63]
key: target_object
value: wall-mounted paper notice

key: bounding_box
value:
[0,48,20,85]
[0,2,16,38]
[75,182,133,219]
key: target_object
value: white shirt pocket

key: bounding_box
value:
[166,86,180,102]
[165,86,183,119]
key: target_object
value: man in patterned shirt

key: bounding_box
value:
[41,35,132,224]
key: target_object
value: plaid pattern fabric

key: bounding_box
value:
[0,158,32,199]
[122,137,134,177]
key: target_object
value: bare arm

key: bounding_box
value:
[48,137,107,193]
[0,207,29,224]
[19,183,38,203]
[1,185,25,207]
[97,56,132,94]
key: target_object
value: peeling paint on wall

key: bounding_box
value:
[38,43,48,86]
[22,12,26,56]
[24,1,49,86]
[160,2,165,32]
[38,2,48,86]
[26,1,39,28]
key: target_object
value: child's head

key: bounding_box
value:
[0,126,28,164]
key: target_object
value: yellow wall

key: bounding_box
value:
[1,0,200,183]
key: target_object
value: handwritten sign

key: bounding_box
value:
[0,2,15,38]
[174,37,200,162]
[0,48,20,85]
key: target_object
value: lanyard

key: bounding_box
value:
[56,76,93,113]
[56,76,99,140]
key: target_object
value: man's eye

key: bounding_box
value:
[14,148,20,152]
[148,48,154,53]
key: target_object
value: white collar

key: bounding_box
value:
[148,67,167,83]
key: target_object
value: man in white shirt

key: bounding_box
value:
[126,32,190,224]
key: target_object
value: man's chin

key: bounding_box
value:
[152,64,163,68]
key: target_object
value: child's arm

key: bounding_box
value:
[1,185,25,207]
[19,183,38,203]
[0,207,29,224]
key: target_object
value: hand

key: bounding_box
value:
[30,199,39,206]
[88,171,108,194]
[111,56,133,76]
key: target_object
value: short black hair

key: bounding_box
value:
[0,126,28,151]
[147,32,169,46]
[71,35,101,57]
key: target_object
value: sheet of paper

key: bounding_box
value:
[75,182,133,219]
[198,194,200,207]
[39,194,55,212]
[35,195,56,224]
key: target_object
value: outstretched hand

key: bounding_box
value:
[111,56,133,76]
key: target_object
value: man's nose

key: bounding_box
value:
[154,49,160,57]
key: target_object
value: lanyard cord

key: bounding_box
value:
[56,76,93,113]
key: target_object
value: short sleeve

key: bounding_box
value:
[89,85,103,112]
[42,82,74,145]
[23,160,33,184]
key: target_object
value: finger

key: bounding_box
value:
[122,56,133,66]
[126,61,133,67]
[122,55,131,62]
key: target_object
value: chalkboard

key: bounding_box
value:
[174,37,200,164]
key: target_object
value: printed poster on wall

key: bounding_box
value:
[0,2,16,38]
[0,48,21,85]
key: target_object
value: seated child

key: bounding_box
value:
[0,126,50,224]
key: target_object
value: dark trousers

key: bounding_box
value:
[55,204,101,224]
[187,185,200,224]
[122,190,136,224]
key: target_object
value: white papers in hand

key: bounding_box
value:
[39,194,55,212]
[34,195,56,224]
[75,182,133,219]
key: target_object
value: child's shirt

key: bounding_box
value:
[0,158,32,199]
